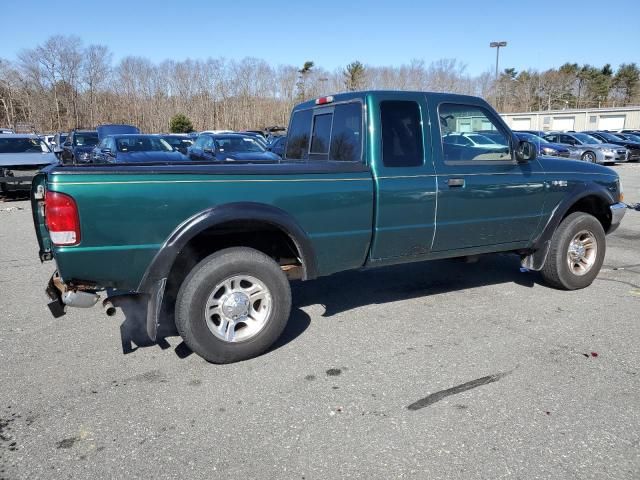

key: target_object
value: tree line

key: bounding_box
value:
[1,35,638,133]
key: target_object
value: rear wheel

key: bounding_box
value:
[581,151,596,163]
[540,212,605,290]
[175,247,291,363]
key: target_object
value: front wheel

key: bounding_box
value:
[581,151,596,163]
[540,212,606,290]
[175,247,291,363]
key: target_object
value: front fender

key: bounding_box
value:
[523,182,616,270]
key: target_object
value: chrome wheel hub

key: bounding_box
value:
[566,230,597,276]
[204,275,272,343]
[222,292,250,319]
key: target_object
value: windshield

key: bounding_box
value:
[0,137,50,154]
[116,136,173,152]
[574,133,600,144]
[161,136,193,148]
[597,132,622,142]
[466,134,497,145]
[624,133,640,143]
[73,132,99,147]
[214,136,266,153]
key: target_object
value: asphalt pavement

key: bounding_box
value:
[1,164,639,479]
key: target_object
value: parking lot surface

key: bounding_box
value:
[1,165,639,479]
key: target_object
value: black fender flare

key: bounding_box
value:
[522,182,615,270]
[139,202,318,294]
[139,202,318,341]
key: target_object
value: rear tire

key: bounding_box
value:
[175,247,291,363]
[540,212,605,290]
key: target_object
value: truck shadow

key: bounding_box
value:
[112,294,312,359]
[291,254,537,317]
[113,253,535,359]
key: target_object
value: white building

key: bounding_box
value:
[500,106,640,132]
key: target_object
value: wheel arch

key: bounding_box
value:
[522,184,614,271]
[138,202,318,295]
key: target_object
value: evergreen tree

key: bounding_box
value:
[169,113,193,133]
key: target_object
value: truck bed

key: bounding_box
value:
[32,162,374,291]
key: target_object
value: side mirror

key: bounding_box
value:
[515,140,537,163]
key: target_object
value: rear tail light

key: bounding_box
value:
[45,191,81,246]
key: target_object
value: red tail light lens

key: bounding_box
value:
[45,191,81,246]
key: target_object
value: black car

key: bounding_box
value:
[60,130,100,165]
[159,135,194,155]
[187,133,280,163]
[584,131,640,162]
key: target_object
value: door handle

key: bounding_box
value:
[448,178,465,188]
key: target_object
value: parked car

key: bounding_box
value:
[92,134,187,163]
[158,134,194,155]
[543,132,626,164]
[268,135,286,157]
[442,133,511,159]
[51,132,68,157]
[60,130,100,165]
[41,134,56,147]
[0,128,15,134]
[31,90,625,364]
[514,132,571,158]
[187,133,281,162]
[0,134,57,192]
[583,131,640,162]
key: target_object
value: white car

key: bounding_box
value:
[0,134,58,192]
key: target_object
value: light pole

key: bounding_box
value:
[489,41,507,80]
[490,41,507,108]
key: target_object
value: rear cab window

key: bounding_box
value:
[285,101,363,162]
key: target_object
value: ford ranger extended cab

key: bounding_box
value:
[31,91,626,363]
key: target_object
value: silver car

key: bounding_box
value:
[0,134,58,192]
[543,132,627,164]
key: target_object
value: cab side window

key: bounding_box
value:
[439,103,511,163]
[380,100,423,167]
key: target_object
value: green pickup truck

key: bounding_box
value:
[31,91,626,363]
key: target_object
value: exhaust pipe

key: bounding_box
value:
[61,290,100,308]
[103,299,117,317]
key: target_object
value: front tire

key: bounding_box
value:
[540,212,606,290]
[175,247,291,363]
[581,151,596,163]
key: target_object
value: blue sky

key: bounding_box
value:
[2,0,638,75]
